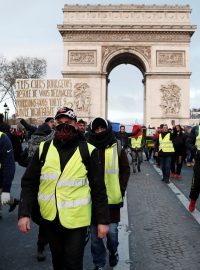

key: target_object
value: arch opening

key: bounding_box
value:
[106,52,147,77]
[107,63,144,127]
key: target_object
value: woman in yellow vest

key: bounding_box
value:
[88,117,130,270]
[18,107,110,270]
[155,124,175,184]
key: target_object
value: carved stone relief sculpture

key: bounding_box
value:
[157,51,185,67]
[63,32,191,43]
[102,46,151,64]
[160,81,181,115]
[69,51,96,65]
[74,82,91,114]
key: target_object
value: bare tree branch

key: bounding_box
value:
[0,56,47,109]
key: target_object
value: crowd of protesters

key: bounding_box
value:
[1,108,200,270]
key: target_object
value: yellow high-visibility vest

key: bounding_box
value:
[38,141,95,229]
[146,139,154,147]
[195,126,200,150]
[131,135,142,149]
[159,133,174,152]
[104,143,122,205]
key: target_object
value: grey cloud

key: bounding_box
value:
[108,95,143,113]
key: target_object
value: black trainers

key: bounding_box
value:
[109,251,119,267]
[37,250,46,262]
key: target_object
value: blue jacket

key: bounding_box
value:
[0,132,15,192]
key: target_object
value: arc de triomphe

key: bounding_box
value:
[58,4,196,126]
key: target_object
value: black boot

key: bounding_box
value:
[37,249,46,262]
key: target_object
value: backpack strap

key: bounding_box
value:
[116,139,122,158]
[39,140,51,166]
[78,141,90,171]
[39,140,90,169]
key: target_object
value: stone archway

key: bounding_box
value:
[102,47,149,123]
[58,4,196,126]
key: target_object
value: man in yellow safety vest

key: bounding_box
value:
[18,107,110,270]
[155,124,175,184]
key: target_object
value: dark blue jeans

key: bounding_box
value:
[160,156,172,182]
[91,223,119,268]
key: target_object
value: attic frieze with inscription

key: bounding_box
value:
[62,5,192,25]
[62,31,191,43]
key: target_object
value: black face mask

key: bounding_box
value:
[55,123,78,141]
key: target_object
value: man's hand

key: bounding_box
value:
[18,217,31,234]
[1,192,10,205]
[97,224,109,239]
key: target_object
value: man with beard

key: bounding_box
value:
[77,119,87,135]
[115,124,141,150]
[18,107,109,270]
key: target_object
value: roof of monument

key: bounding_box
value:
[63,4,191,11]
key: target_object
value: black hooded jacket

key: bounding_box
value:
[87,120,130,223]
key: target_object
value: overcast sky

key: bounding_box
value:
[0,0,199,124]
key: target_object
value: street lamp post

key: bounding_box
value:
[3,103,9,123]
[6,107,9,123]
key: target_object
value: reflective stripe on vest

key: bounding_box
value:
[56,178,89,187]
[131,135,142,148]
[57,197,91,209]
[195,126,200,150]
[104,143,122,205]
[159,133,174,152]
[38,141,95,229]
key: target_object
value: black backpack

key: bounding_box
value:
[18,131,55,168]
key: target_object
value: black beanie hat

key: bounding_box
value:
[90,117,108,131]
[45,117,54,123]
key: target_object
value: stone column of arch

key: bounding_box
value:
[58,4,196,127]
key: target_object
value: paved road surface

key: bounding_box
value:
[0,160,200,270]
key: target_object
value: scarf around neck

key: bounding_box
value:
[88,124,116,149]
